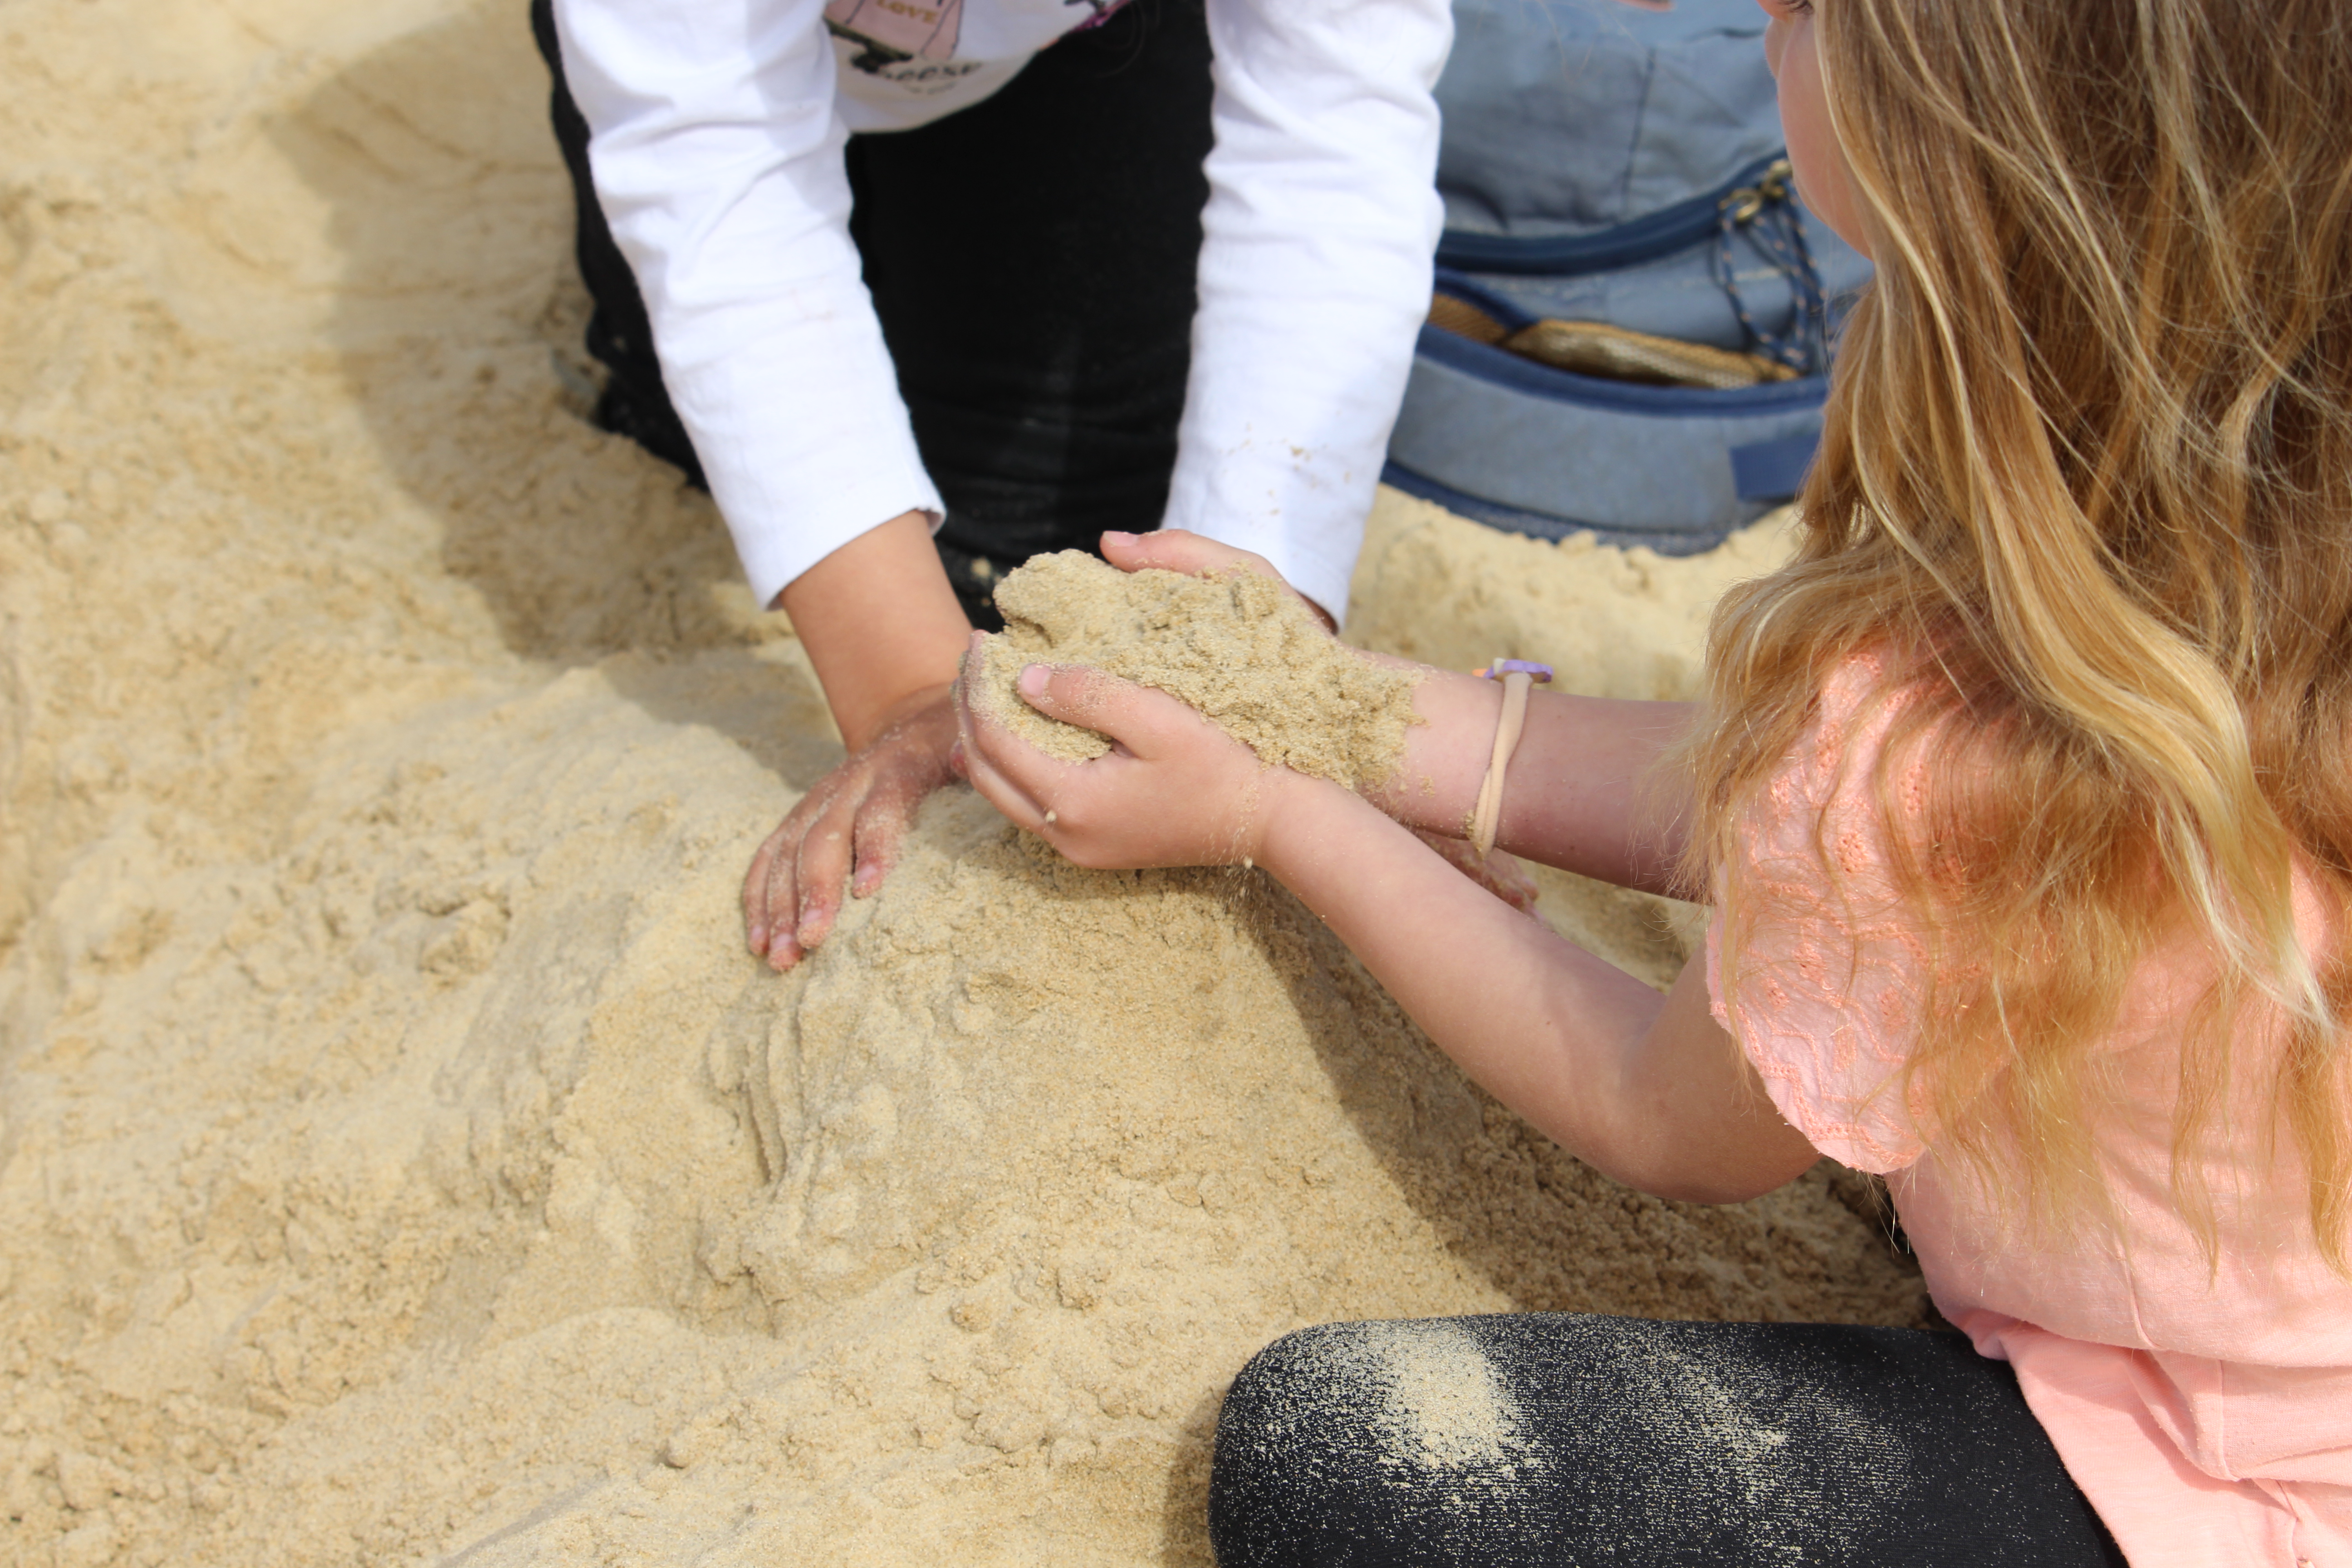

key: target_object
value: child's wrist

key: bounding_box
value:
[841,679,956,755]
[1252,767,1377,881]
[1367,669,1505,830]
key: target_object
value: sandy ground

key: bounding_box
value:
[0,1,1926,1562]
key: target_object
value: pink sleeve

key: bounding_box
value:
[1703,657,1936,1175]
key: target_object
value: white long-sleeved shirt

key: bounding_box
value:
[551,0,1450,622]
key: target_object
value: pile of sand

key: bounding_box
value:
[0,0,1920,1563]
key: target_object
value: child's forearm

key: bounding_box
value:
[1257,774,1814,1203]
[1367,664,1697,896]
[779,510,970,750]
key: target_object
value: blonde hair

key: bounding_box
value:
[1684,0,2352,1264]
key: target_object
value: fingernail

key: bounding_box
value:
[1019,664,1050,698]
[1103,530,1138,545]
[853,863,882,896]
[747,924,767,955]
[767,937,799,970]
[947,739,967,778]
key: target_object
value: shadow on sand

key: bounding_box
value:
[268,0,839,792]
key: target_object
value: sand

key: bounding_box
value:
[0,1,1920,1563]
[974,551,1423,789]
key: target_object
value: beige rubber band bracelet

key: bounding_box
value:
[1468,659,1553,858]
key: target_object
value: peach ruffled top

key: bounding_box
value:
[1706,653,2352,1568]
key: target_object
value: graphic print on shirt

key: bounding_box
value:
[825,0,962,70]
[1063,0,1138,32]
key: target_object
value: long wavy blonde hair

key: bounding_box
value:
[1683,0,2352,1265]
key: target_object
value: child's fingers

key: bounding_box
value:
[950,630,994,755]
[954,638,1068,822]
[1100,528,1277,583]
[1099,529,1333,630]
[1013,662,1208,761]
[956,728,1057,832]
[786,794,858,959]
[795,789,870,940]
[748,784,838,967]
[754,818,806,969]
[848,763,922,898]
[742,820,790,956]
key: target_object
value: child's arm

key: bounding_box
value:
[954,653,1818,1205]
[1370,673,1695,897]
[742,512,971,971]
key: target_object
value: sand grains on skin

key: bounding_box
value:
[972,550,1424,792]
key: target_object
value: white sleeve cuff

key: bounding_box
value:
[732,489,946,613]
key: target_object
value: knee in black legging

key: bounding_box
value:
[1206,1313,2130,1568]
[1208,1319,1556,1568]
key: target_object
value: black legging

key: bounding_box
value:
[1211,1314,2129,1568]
[529,0,1215,626]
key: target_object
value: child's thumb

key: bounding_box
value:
[1017,663,1199,759]
[1016,661,1161,741]
[1015,662,1110,725]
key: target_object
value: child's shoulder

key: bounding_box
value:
[1710,644,1966,1173]
[1754,642,1964,853]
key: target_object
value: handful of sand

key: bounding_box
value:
[969,551,1423,791]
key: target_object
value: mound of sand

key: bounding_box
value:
[0,0,1921,1563]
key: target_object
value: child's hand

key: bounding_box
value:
[952,632,1309,871]
[1099,529,1337,631]
[742,684,958,970]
